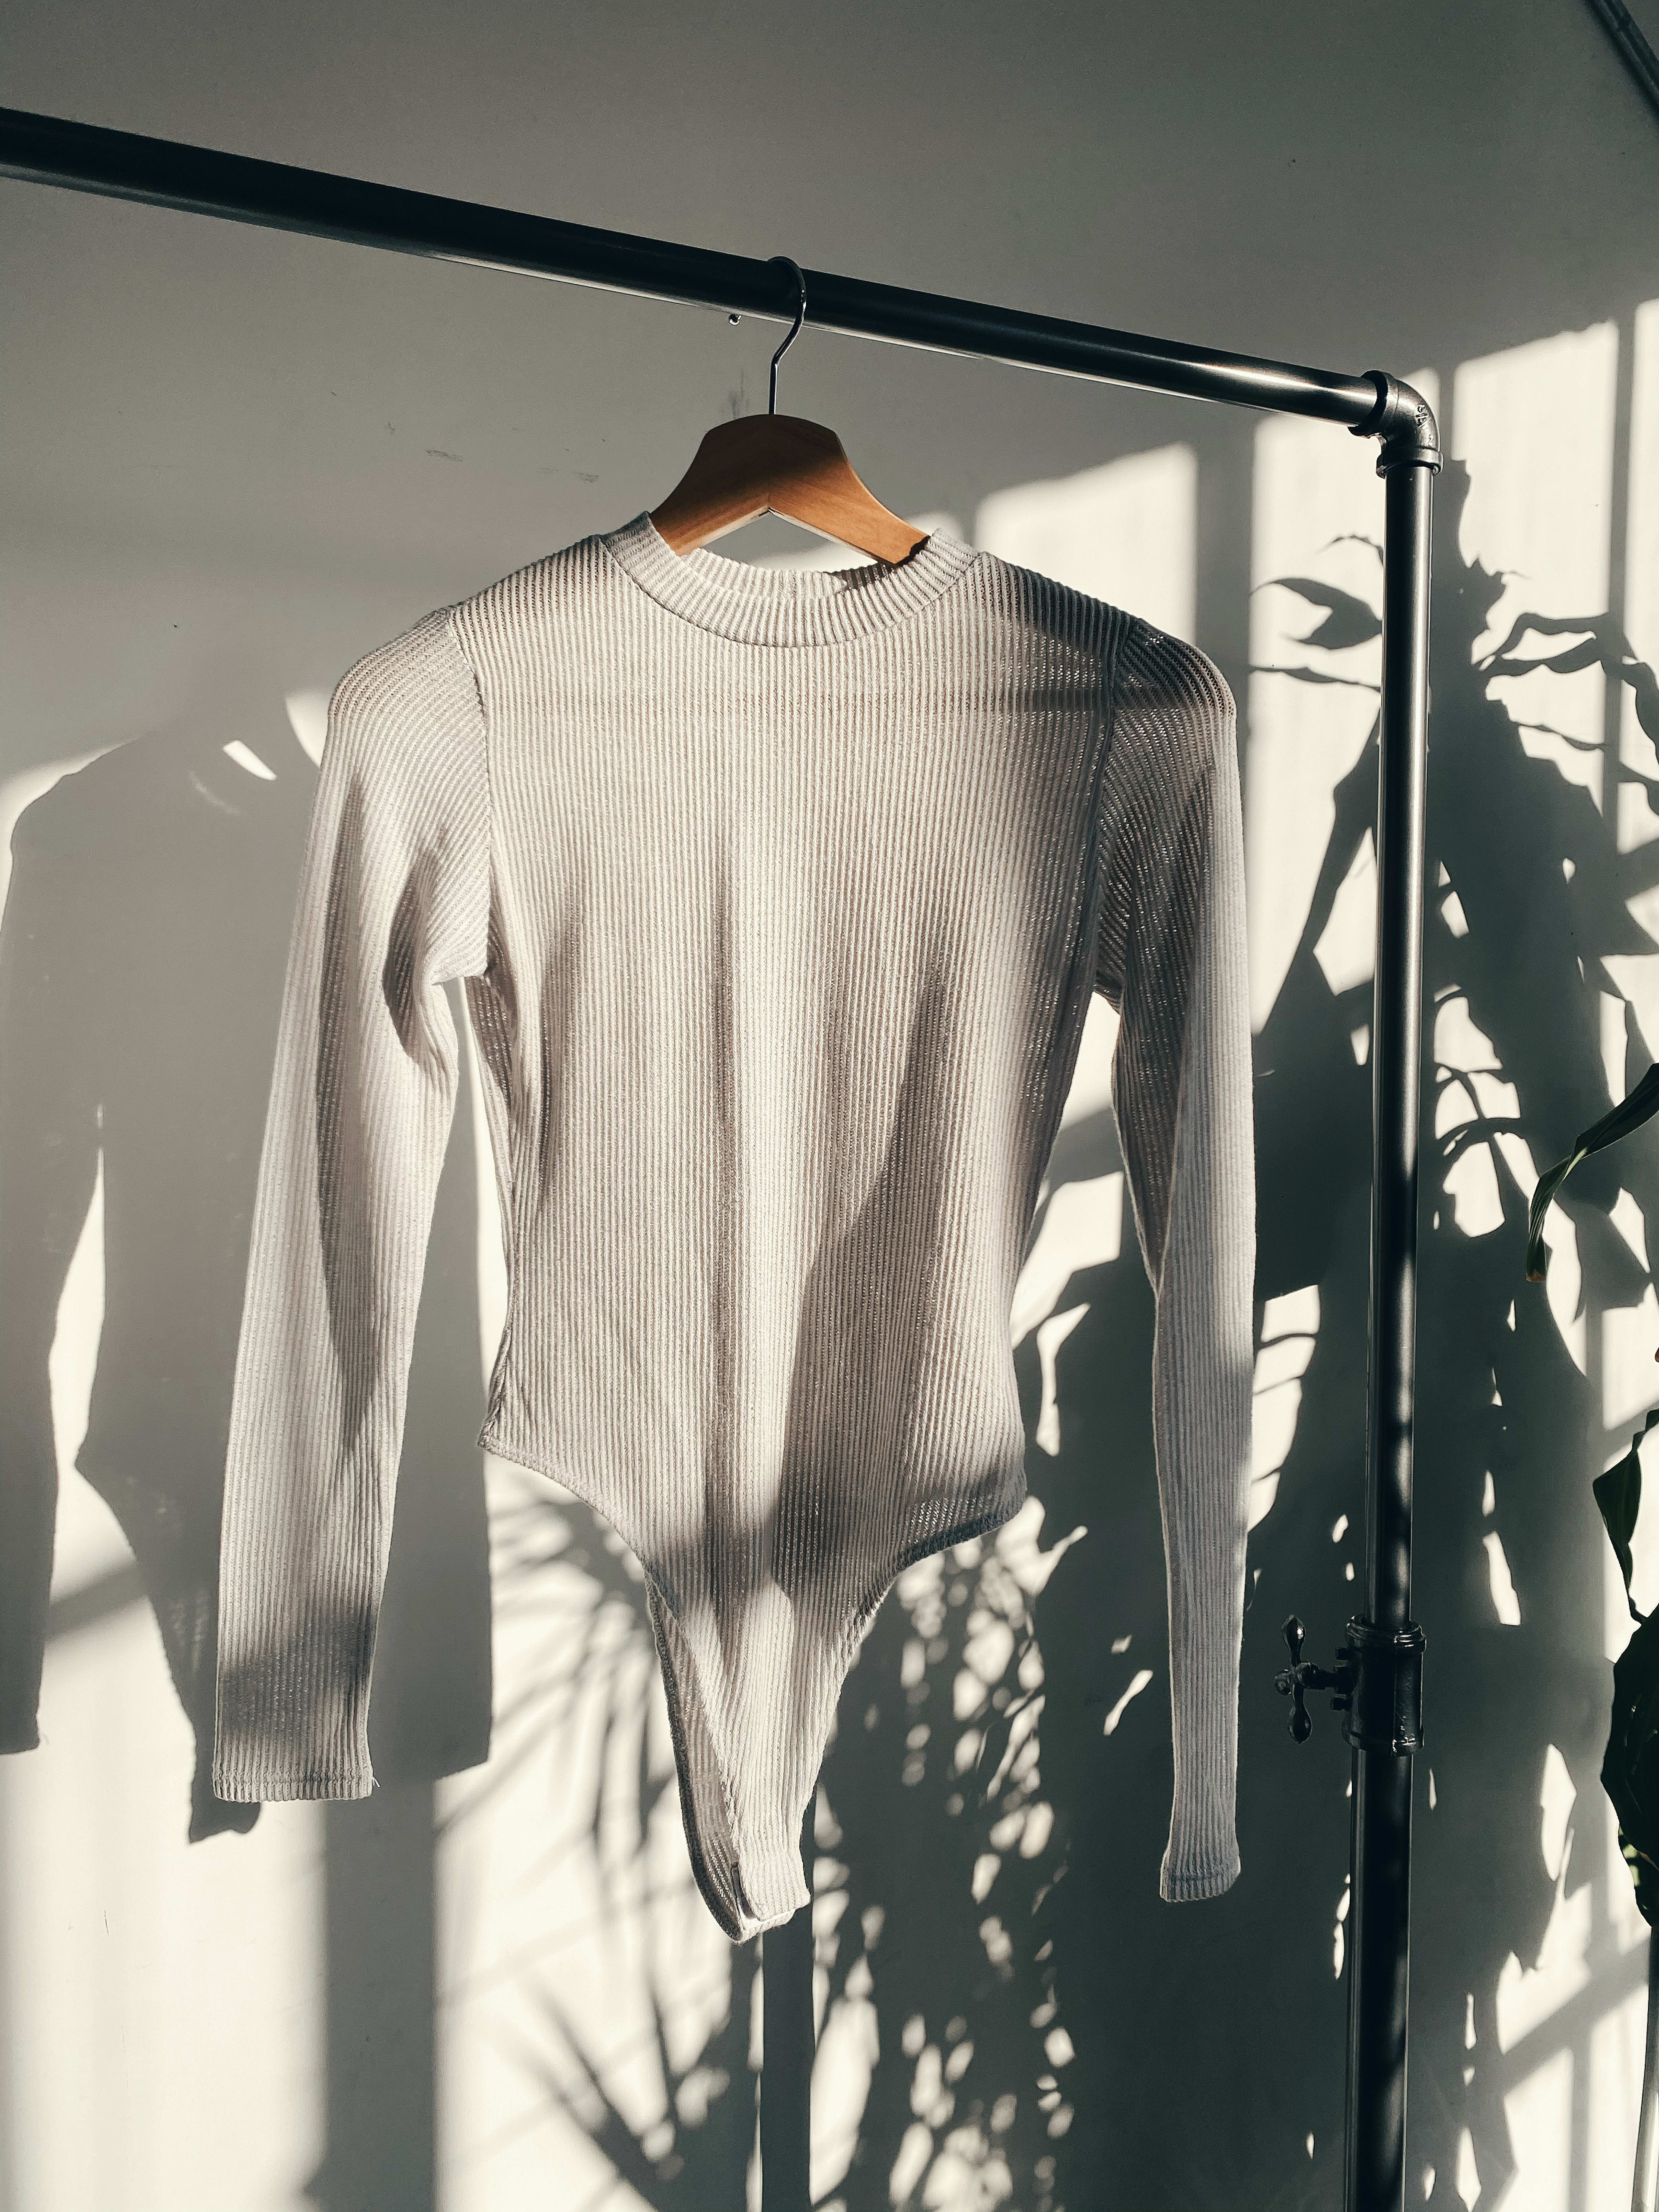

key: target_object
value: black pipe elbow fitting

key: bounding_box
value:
[1351,371,1442,476]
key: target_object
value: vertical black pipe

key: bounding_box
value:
[1633,1931,1659,2212]
[1344,450,1436,2212]
[760,1801,817,2212]
[315,1788,437,2212]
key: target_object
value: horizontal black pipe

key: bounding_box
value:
[1583,0,1659,124]
[0,104,1387,429]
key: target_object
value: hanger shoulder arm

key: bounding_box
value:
[649,416,926,564]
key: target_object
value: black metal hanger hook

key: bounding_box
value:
[766,257,807,415]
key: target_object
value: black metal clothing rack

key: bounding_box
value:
[0,105,1440,2212]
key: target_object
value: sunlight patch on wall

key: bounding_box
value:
[1,1615,324,2211]
[1333,1875,1350,1980]
[1057,993,1119,1133]
[1602,1283,1659,1433]
[1009,1173,1122,1352]
[1588,1984,1649,2210]
[41,1151,129,1597]
[1482,1531,1522,1625]
[220,737,276,780]
[1607,884,1659,1130]
[1313,830,1379,999]
[1100,1668,1154,1737]
[1453,323,1618,807]
[1033,1303,1090,1456]
[283,686,331,767]
[889,2119,933,2204]
[991,1498,1088,1611]
[1431,993,1517,1240]
[1611,1186,1651,1265]
[1502,2049,1574,2212]
[1603,986,1630,1106]
[810,1953,879,2203]
[1539,1744,1576,1883]
[1248,1284,1319,1531]
[1619,301,1659,852]
[1455,2124,1479,2208]
[1439,870,1470,939]
[1536,1202,1588,1376]
[1244,381,1440,1032]
[974,445,1196,644]
[1497,1880,1594,2054]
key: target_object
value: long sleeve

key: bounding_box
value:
[1094,617,1255,1902]
[212,612,491,1802]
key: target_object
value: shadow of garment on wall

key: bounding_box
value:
[0,654,494,1830]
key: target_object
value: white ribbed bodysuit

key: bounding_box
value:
[212,514,1255,1942]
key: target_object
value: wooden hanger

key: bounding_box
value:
[649,258,928,568]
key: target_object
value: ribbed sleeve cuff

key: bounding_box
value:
[1159,1842,1241,1902]
[211,1763,374,1805]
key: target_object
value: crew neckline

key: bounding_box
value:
[598,511,979,648]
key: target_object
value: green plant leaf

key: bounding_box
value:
[1596,1406,1659,1623]
[1603,1612,1659,1927]
[1525,1059,1659,1281]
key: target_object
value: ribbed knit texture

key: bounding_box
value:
[213,514,1255,1939]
